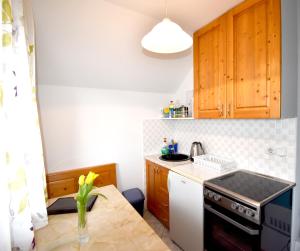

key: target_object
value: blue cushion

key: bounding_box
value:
[122,188,145,203]
[122,188,145,216]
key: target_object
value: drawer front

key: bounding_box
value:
[47,178,76,198]
[94,170,115,187]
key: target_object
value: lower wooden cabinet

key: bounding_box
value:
[146,160,169,228]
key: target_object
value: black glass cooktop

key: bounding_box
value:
[207,170,290,202]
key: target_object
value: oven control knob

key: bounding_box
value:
[238,205,245,213]
[208,191,214,198]
[213,194,221,201]
[231,203,239,210]
[204,189,209,196]
[246,209,255,217]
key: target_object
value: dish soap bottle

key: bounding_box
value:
[169,139,178,154]
[161,138,169,155]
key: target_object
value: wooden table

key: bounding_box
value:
[35,185,169,251]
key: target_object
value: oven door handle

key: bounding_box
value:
[204,204,260,236]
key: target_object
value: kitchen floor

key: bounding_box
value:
[143,210,182,251]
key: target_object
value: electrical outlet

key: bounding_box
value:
[266,147,274,155]
[275,147,287,157]
[265,147,287,158]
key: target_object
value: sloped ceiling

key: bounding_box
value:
[32,0,242,93]
[106,0,243,32]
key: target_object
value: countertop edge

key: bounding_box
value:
[145,154,226,185]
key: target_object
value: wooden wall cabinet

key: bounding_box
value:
[226,0,281,118]
[194,0,297,119]
[46,163,117,199]
[194,16,227,118]
[146,160,169,228]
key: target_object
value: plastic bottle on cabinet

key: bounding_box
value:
[169,101,174,118]
[161,138,169,155]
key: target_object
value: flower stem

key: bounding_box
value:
[78,203,86,228]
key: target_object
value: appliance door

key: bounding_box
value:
[168,171,203,251]
[204,201,261,251]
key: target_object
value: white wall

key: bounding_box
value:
[38,85,170,192]
[172,68,194,116]
[173,68,193,104]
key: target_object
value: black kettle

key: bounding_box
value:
[190,142,205,161]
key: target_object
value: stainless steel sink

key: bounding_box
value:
[159,153,190,162]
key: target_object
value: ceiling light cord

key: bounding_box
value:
[165,0,168,18]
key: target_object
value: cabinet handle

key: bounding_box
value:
[161,202,168,207]
[160,216,168,223]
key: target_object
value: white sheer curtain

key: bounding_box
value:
[1,0,48,250]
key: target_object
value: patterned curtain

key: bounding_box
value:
[1,0,48,250]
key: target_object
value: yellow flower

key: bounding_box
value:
[78,175,85,186]
[85,172,99,185]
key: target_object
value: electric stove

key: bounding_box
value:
[203,170,295,251]
[205,170,294,207]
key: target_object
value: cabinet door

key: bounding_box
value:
[156,166,169,228]
[194,16,227,118]
[227,0,281,118]
[146,161,158,215]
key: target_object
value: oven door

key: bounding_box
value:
[204,202,261,251]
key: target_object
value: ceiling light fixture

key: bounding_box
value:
[141,0,193,54]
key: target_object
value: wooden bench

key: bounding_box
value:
[46,163,117,199]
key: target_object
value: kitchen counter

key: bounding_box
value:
[145,154,234,184]
[35,185,169,251]
[171,163,234,184]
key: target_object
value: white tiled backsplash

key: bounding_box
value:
[143,118,297,181]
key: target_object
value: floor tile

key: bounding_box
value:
[143,211,182,251]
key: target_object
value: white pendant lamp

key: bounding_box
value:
[141,1,193,54]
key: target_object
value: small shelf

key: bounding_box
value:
[160,117,194,120]
[144,117,194,121]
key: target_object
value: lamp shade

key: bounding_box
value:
[141,18,193,54]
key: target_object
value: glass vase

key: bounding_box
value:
[77,203,89,244]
